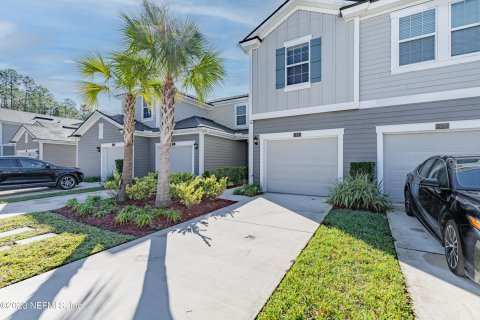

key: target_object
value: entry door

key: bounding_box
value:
[103,146,124,180]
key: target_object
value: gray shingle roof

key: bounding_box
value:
[98,111,159,132]
[0,108,80,126]
[174,116,248,134]
[19,122,77,142]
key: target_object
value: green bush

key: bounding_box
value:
[170,172,196,185]
[171,177,204,207]
[66,198,82,211]
[126,173,157,200]
[115,205,138,225]
[115,159,124,174]
[350,162,376,181]
[204,167,247,186]
[200,176,227,201]
[233,184,262,197]
[103,170,121,197]
[83,176,101,183]
[96,198,117,217]
[327,174,392,213]
[134,211,154,227]
[166,209,182,223]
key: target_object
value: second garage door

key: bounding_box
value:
[265,137,339,196]
[156,143,194,174]
[383,130,480,202]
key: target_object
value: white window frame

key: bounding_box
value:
[449,0,480,58]
[98,123,104,139]
[234,104,248,128]
[284,34,312,92]
[391,0,480,74]
[141,97,152,120]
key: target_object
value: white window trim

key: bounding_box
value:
[391,0,480,74]
[284,35,312,92]
[234,103,248,128]
[154,140,195,174]
[376,119,480,189]
[25,132,28,144]
[448,0,480,59]
[259,128,344,192]
[141,96,153,121]
[98,123,104,139]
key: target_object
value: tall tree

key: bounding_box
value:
[125,1,225,207]
[77,51,159,201]
[22,76,35,111]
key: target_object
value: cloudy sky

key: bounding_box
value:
[0,0,283,113]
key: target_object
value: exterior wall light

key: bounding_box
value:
[194,143,199,150]
[96,146,101,152]
[253,136,259,145]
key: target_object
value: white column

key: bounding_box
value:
[199,132,205,176]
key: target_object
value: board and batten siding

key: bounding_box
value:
[204,135,247,171]
[15,132,39,152]
[148,134,200,175]
[252,10,354,115]
[209,99,249,130]
[360,13,480,101]
[43,144,76,167]
[78,119,123,177]
[252,96,480,182]
[2,123,20,143]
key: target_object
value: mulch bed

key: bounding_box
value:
[54,198,236,237]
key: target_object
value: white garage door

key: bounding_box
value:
[156,144,194,174]
[103,145,124,180]
[265,137,338,196]
[384,130,480,202]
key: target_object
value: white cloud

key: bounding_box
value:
[0,21,16,40]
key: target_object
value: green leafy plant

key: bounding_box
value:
[78,203,94,216]
[327,174,392,213]
[126,173,157,200]
[83,176,101,183]
[66,198,81,211]
[115,205,138,225]
[206,167,247,186]
[233,184,262,197]
[201,176,227,201]
[115,159,124,174]
[170,172,196,185]
[95,198,117,217]
[350,162,376,181]
[103,170,121,197]
[134,212,154,227]
[166,209,182,223]
[171,177,204,207]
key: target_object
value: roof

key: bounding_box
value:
[175,116,248,135]
[12,122,77,143]
[0,108,80,126]
[98,111,159,132]
[208,94,249,104]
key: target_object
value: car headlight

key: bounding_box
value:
[467,215,480,230]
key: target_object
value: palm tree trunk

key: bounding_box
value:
[117,92,136,202]
[155,82,176,208]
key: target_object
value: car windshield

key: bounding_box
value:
[454,158,480,191]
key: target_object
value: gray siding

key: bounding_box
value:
[2,145,14,156]
[43,144,76,167]
[78,119,123,177]
[252,97,480,182]
[134,136,151,177]
[252,10,354,115]
[148,134,200,175]
[204,135,247,171]
[360,13,480,101]
[175,100,209,122]
[15,132,39,152]
[209,99,248,129]
[2,123,20,143]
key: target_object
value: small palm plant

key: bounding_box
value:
[77,49,159,202]
[124,1,226,207]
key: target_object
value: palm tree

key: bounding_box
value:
[124,1,225,208]
[77,50,159,202]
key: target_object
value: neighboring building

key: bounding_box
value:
[0,108,81,165]
[72,94,248,180]
[240,0,480,201]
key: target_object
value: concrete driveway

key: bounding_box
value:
[0,193,330,320]
[387,206,480,320]
[0,182,102,199]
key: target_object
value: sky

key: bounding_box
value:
[0,0,283,113]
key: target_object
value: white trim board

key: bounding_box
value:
[375,119,480,188]
[100,142,135,181]
[154,141,195,174]
[259,128,344,192]
[248,48,255,184]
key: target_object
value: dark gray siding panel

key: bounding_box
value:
[204,135,247,171]
[2,145,14,156]
[253,97,480,182]
[78,119,123,177]
[2,123,20,143]
[15,132,39,152]
[43,144,76,167]
[134,136,151,177]
[148,134,200,175]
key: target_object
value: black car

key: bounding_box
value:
[0,157,84,190]
[404,155,480,283]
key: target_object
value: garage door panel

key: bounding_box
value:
[156,144,194,174]
[384,130,480,202]
[266,137,338,196]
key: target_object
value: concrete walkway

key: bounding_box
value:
[387,206,480,320]
[0,193,330,320]
[0,182,102,199]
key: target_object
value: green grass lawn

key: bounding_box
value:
[0,212,134,288]
[0,186,104,204]
[257,210,414,320]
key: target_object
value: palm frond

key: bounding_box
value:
[78,81,110,107]
[76,52,111,80]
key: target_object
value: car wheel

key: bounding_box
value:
[58,175,77,190]
[404,187,414,216]
[444,219,465,277]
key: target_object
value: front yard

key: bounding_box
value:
[257,209,414,319]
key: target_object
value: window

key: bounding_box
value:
[398,9,436,66]
[235,105,247,127]
[0,159,19,167]
[427,159,449,188]
[142,99,152,119]
[98,123,104,140]
[286,43,309,86]
[19,159,45,168]
[451,0,480,56]
[25,133,28,144]
[418,158,437,177]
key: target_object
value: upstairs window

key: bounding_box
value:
[142,99,152,120]
[235,105,247,127]
[286,43,310,86]
[451,0,480,56]
[398,9,436,66]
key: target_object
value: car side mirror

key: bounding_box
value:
[420,178,440,188]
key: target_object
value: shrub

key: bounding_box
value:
[96,198,117,217]
[166,209,182,223]
[171,177,204,207]
[103,170,121,197]
[66,198,81,210]
[201,176,227,201]
[350,162,376,181]
[233,184,262,197]
[115,205,138,225]
[134,212,154,227]
[327,174,392,213]
[170,172,196,184]
[126,173,157,200]
[115,159,124,174]
[84,176,101,183]
[205,167,247,186]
